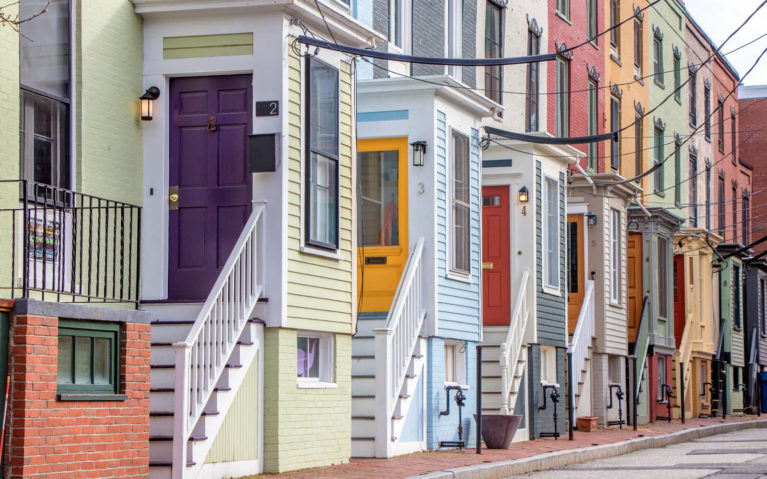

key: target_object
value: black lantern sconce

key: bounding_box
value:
[518,186,529,204]
[411,141,427,167]
[587,211,598,228]
[140,87,161,121]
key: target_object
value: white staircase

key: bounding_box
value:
[148,205,265,479]
[481,270,532,416]
[352,238,427,458]
[568,280,595,412]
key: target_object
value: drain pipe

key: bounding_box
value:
[538,384,561,439]
[476,346,482,454]
[440,385,467,449]
[607,384,625,429]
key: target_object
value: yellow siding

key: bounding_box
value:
[206,354,259,463]
[286,41,354,334]
[163,33,253,59]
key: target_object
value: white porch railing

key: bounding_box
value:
[675,312,693,412]
[172,205,265,478]
[568,279,595,399]
[375,237,426,457]
[499,269,531,415]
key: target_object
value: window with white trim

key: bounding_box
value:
[444,342,467,385]
[446,0,462,80]
[657,355,666,401]
[540,345,557,385]
[544,176,560,290]
[389,0,412,52]
[610,209,620,303]
[658,236,668,319]
[451,131,471,275]
[297,332,334,385]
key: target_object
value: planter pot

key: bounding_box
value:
[474,414,522,449]
[576,416,598,432]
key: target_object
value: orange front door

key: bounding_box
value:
[357,138,409,312]
[482,186,510,325]
[627,232,644,343]
[567,215,585,334]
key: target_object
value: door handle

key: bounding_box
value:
[169,186,179,210]
[207,116,217,132]
[482,262,494,270]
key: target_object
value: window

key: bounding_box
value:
[689,154,698,227]
[654,126,664,193]
[733,367,741,391]
[689,69,697,126]
[674,142,681,205]
[540,346,557,384]
[610,95,620,170]
[657,356,667,401]
[484,1,503,104]
[731,113,737,163]
[742,195,749,244]
[451,131,471,275]
[635,114,642,182]
[389,0,411,51]
[556,57,569,137]
[588,79,598,171]
[634,18,642,74]
[653,34,663,85]
[704,84,711,140]
[734,265,741,329]
[57,320,120,396]
[446,0,462,80]
[705,165,712,230]
[760,278,766,335]
[20,0,71,189]
[525,30,540,132]
[718,175,725,235]
[610,209,620,303]
[297,333,333,384]
[305,57,340,250]
[732,186,738,243]
[588,0,597,40]
[717,100,725,152]
[358,149,399,246]
[658,236,668,319]
[673,51,681,102]
[700,364,707,396]
[610,0,620,54]
[556,0,569,19]
[444,342,467,385]
[544,177,560,290]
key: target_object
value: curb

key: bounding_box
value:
[410,419,767,479]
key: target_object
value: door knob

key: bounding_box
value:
[169,186,179,210]
[169,193,179,202]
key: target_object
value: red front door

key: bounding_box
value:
[482,186,510,326]
[673,255,686,349]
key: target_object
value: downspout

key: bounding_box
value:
[632,196,651,217]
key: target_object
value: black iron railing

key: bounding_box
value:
[0,180,141,305]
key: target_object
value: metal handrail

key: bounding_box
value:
[172,205,264,477]
[499,269,531,415]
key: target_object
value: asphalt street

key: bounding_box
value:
[522,427,767,478]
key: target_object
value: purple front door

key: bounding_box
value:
[168,75,252,300]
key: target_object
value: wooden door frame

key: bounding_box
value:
[482,185,512,326]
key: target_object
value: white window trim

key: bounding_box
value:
[444,340,468,388]
[540,345,559,386]
[609,208,621,306]
[445,0,463,81]
[542,175,561,296]
[296,331,335,388]
[300,54,343,256]
[447,127,473,282]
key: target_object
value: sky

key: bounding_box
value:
[684,0,767,86]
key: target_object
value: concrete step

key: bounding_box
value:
[356,314,387,336]
[150,321,194,343]
[352,395,375,416]
[352,336,375,357]
[352,416,375,437]
[148,465,171,479]
[352,355,376,376]
[351,438,375,458]
[352,376,375,396]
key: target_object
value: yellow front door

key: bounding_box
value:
[357,138,409,313]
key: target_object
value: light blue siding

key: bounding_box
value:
[400,371,425,443]
[357,110,409,122]
[426,337,478,449]
[435,109,482,342]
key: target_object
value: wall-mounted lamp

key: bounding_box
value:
[518,186,529,204]
[140,86,161,121]
[587,211,598,228]
[411,141,427,167]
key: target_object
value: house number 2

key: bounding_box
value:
[256,101,279,117]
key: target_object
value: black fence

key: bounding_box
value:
[0,180,141,305]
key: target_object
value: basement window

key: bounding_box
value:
[444,342,467,386]
[57,320,123,400]
[297,332,335,388]
[540,345,557,385]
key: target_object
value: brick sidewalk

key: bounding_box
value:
[253,416,759,478]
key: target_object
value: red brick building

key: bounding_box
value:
[547,0,605,172]
[738,85,767,253]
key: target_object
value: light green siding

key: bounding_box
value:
[286,40,354,334]
[648,0,688,218]
[206,354,259,463]
[263,327,351,473]
[76,0,143,205]
[163,33,253,59]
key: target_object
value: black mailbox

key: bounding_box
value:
[248,133,279,172]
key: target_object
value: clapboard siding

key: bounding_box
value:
[286,45,354,333]
[435,110,481,342]
[603,201,628,354]
[731,260,745,367]
[535,162,566,347]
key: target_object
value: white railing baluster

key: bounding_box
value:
[568,280,595,400]
[172,206,265,478]
[499,270,531,415]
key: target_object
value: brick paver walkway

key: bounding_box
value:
[253,416,759,478]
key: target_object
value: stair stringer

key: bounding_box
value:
[573,345,593,417]
[390,339,427,456]
[187,321,264,479]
